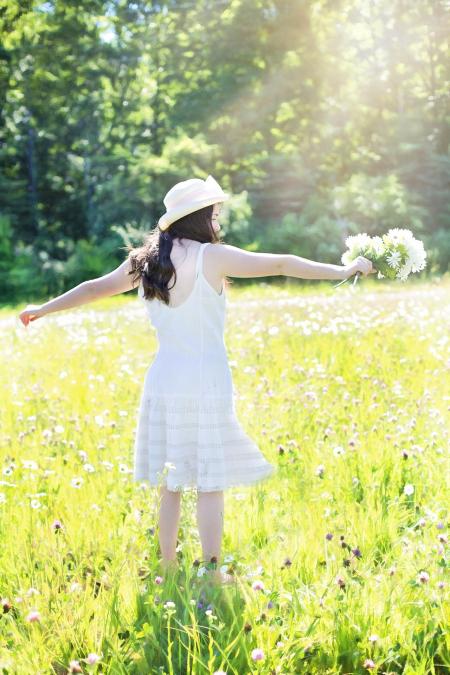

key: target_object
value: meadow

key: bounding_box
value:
[0,276,449,674]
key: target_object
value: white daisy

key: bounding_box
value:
[386,251,402,269]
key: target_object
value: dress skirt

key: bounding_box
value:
[132,389,276,492]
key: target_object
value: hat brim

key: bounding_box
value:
[158,195,229,231]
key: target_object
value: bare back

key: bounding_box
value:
[168,240,224,308]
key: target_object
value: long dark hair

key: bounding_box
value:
[126,204,225,304]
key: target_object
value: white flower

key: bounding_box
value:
[406,238,427,272]
[345,233,372,252]
[386,251,402,269]
[71,477,84,488]
[403,483,414,496]
[384,228,427,279]
[164,462,176,471]
[341,250,354,265]
[385,228,413,247]
[370,236,385,257]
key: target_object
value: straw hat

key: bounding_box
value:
[158,175,229,231]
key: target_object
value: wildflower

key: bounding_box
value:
[26,610,41,622]
[52,519,63,531]
[26,587,40,597]
[386,251,401,269]
[1,598,12,613]
[403,483,414,496]
[68,660,82,673]
[267,600,274,609]
[336,575,346,589]
[22,460,38,470]
[84,653,101,665]
[71,477,83,489]
[164,601,175,609]
[30,499,41,509]
[418,571,429,584]
[83,463,95,473]
[251,648,265,661]
[244,622,252,633]
[368,634,379,643]
[333,445,345,457]
[352,547,362,559]
[363,658,376,669]
[164,462,176,470]
[315,464,325,477]
[325,532,333,541]
[437,581,445,590]
[154,576,163,585]
[276,641,284,648]
[252,580,265,591]
[69,582,83,593]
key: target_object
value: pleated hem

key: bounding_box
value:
[133,393,275,492]
[133,462,276,492]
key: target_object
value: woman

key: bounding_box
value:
[19,175,375,585]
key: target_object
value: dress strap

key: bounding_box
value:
[195,242,209,279]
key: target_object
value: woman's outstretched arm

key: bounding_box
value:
[210,244,376,281]
[18,258,136,326]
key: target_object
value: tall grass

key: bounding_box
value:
[1,278,449,674]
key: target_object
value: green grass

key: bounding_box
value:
[1,277,449,674]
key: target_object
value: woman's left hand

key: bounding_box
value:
[19,305,46,327]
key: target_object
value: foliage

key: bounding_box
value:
[0,0,449,303]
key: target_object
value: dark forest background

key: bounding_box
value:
[1,0,449,302]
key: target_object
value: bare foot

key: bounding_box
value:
[206,569,236,586]
[159,558,179,575]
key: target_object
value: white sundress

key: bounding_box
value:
[133,241,276,492]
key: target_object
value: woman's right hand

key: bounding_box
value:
[344,256,377,279]
[18,305,45,327]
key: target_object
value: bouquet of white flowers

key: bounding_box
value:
[335,228,427,288]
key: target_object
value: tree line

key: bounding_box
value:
[1,0,449,301]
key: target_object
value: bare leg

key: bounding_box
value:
[196,490,234,584]
[196,490,224,561]
[158,484,181,573]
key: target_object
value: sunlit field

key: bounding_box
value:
[1,278,449,674]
